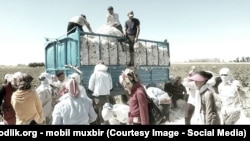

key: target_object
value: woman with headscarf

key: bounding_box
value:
[11,73,44,125]
[52,78,97,125]
[188,71,220,125]
[119,68,149,125]
[183,69,220,125]
[70,73,89,99]
[0,72,20,125]
[36,72,53,124]
[218,68,243,124]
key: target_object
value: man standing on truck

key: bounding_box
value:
[67,14,93,35]
[124,11,140,66]
[106,6,123,34]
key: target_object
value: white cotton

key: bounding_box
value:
[146,87,171,104]
[102,103,129,125]
[102,108,114,121]
[112,104,130,123]
[80,24,169,66]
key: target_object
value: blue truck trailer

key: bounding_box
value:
[44,27,171,97]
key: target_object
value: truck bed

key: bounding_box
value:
[45,27,171,96]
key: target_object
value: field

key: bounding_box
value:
[169,63,250,87]
[0,66,45,88]
[0,63,250,88]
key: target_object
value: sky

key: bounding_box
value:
[0,0,250,66]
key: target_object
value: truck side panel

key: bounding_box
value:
[45,28,170,96]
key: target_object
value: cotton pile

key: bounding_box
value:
[80,25,169,66]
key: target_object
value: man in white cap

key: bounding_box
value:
[124,11,140,66]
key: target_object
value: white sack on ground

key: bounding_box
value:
[102,103,129,125]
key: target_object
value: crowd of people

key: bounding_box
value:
[0,62,249,125]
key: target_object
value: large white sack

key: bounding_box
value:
[102,103,129,125]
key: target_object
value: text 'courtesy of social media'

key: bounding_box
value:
[0,128,247,139]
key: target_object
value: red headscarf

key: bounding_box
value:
[58,78,80,97]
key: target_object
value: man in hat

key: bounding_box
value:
[67,14,93,35]
[106,6,123,34]
[124,11,140,66]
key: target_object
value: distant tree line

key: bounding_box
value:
[230,57,250,63]
[188,57,250,63]
[188,58,221,62]
[28,62,45,67]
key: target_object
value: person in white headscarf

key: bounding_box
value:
[218,68,243,124]
[88,62,113,125]
[52,78,97,125]
[69,73,90,100]
[36,73,53,124]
